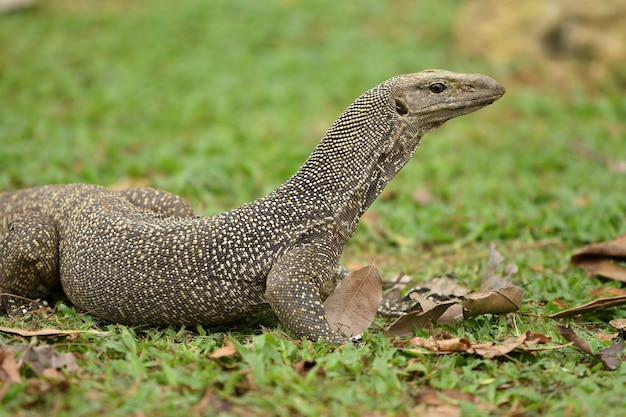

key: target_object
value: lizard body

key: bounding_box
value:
[0,70,504,343]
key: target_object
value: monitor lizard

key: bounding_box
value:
[0,70,505,343]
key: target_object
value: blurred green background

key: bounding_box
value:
[2,1,626,415]
[1,0,625,268]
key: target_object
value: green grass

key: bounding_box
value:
[1,1,626,416]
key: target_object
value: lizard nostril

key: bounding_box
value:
[394,99,409,116]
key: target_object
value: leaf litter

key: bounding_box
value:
[0,343,82,403]
[400,330,553,359]
[570,233,626,282]
[547,235,626,318]
[555,325,625,370]
[384,244,524,336]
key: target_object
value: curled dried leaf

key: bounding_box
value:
[609,318,626,331]
[571,234,626,282]
[404,331,552,358]
[384,301,456,336]
[324,265,382,337]
[0,349,21,383]
[0,326,107,337]
[556,325,624,370]
[463,286,523,318]
[548,295,626,319]
[209,339,239,360]
[597,340,625,371]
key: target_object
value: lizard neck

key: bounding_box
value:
[266,84,423,241]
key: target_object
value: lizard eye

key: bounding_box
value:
[429,83,446,93]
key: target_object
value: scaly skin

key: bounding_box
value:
[0,70,504,343]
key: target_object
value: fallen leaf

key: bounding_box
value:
[596,332,619,341]
[294,360,325,377]
[589,287,626,298]
[523,331,553,346]
[407,336,472,354]
[551,298,568,309]
[436,304,464,324]
[20,345,80,376]
[324,265,382,337]
[462,286,524,319]
[0,349,21,383]
[382,274,413,301]
[471,339,513,359]
[382,245,522,333]
[404,331,551,358]
[555,325,593,355]
[609,318,626,331]
[555,325,623,370]
[385,300,456,336]
[0,327,107,337]
[548,295,626,319]
[597,340,625,371]
[209,339,239,360]
[480,243,518,291]
[571,234,626,282]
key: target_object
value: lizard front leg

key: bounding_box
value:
[265,244,346,344]
[0,212,60,314]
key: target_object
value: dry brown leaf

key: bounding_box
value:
[471,335,525,359]
[382,274,413,301]
[551,298,568,309]
[324,265,382,337]
[548,295,626,319]
[481,244,519,291]
[209,339,239,360]
[407,336,472,354]
[294,360,325,377]
[589,287,626,298]
[609,318,626,331]
[597,341,625,371]
[0,349,21,383]
[384,301,456,336]
[21,345,80,376]
[436,304,464,324]
[405,331,551,358]
[556,325,624,370]
[555,325,593,355]
[571,234,626,282]
[462,286,524,319]
[596,332,619,341]
[523,331,553,346]
[0,326,107,337]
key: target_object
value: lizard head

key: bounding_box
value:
[389,69,505,135]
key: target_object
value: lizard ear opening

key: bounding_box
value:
[394,98,409,116]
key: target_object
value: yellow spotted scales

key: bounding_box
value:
[0,70,504,343]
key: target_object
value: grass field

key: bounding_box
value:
[1,1,626,416]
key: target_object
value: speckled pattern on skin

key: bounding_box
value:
[0,70,504,344]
